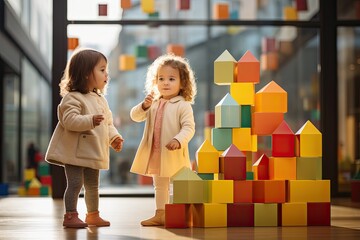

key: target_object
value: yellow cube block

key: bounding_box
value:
[232,128,252,151]
[173,180,208,203]
[24,168,36,181]
[230,83,255,105]
[288,180,330,202]
[246,151,253,172]
[254,203,278,226]
[208,180,233,203]
[281,202,307,226]
[295,121,322,157]
[214,50,236,85]
[192,203,227,227]
[283,6,298,20]
[251,135,258,152]
[141,0,155,13]
[196,139,220,173]
[119,55,136,71]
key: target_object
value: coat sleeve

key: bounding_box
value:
[173,102,195,148]
[59,94,94,132]
[130,102,149,122]
[104,97,122,144]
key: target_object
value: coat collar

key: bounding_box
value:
[156,95,184,103]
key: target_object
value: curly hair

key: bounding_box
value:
[144,53,197,104]
[59,48,108,97]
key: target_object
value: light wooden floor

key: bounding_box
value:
[0,196,359,240]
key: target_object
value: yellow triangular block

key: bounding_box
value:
[29,178,42,188]
[171,166,202,181]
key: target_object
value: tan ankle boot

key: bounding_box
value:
[85,211,110,227]
[141,209,165,226]
[63,212,88,228]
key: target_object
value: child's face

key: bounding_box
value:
[88,57,108,90]
[156,65,181,100]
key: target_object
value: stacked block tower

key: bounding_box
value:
[165,50,330,228]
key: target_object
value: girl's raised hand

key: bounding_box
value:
[142,91,154,110]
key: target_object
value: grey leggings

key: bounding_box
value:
[64,164,99,213]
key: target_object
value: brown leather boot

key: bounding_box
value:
[141,209,165,226]
[85,211,110,227]
[63,212,88,228]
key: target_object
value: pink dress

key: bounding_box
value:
[146,98,168,175]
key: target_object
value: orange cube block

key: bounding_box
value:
[68,38,79,50]
[233,180,253,203]
[269,157,297,180]
[253,180,286,203]
[165,204,191,228]
[255,81,287,113]
[237,51,260,83]
[121,0,132,9]
[251,112,284,136]
[166,44,185,57]
[213,3,229,20]
[119,55,136,71]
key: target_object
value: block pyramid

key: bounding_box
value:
[165,49,330,228]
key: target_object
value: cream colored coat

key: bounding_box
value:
[45,91,121,170]
[130,96,195,177]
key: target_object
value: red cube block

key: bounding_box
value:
[220,145,246,180]
[307,202,331,226]
[272,121,295,157]
[40,175,52,186]
[98,4,108,16]
[227,203,254,227]
[165,204,191,228]
[177,0,190,10]
[204,111,215,127]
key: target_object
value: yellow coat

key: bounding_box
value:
[130,96,195,177]
[45,91,121,170]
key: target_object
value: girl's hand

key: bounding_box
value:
[112,137,124,152]
[142,91,154,110]
[93,115,104,126]
[166,139,181,151]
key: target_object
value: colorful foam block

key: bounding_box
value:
[40,175,52,186]
[173,180,208,203]
[251,112,284,136]
[253,180,286,203]
[166,44,185,57]
[121,0,132,9]
[211,128,232,151]
[98,4,107,16]
[24,168,36,181]
[261,52,279,71]
[254,203,278,226]
[68,38,79,50]
[232,128,252,151]
[269,157,297,180]
[165,204,191,228]
[227,203,254,227]
[230,83,255,105]
[38,162,50,176]
[237,51,260,83]
[214,50,236,85]
[192,203,227,227]
[283,6,298,20]
[119,55,136,71]
[296,157,322,180]
[213,3,229,20]
[147,45,161,60]
[136,45,148,58]
[204,111,215,127]
[196,139,220,173]
[255,81,287,113]
[208,180,233,203]
[272,120,295,157]
[252,154,269,180]
[279,202,307,226]
[0,183,9,196]
[262,37,277,53]
[241,105,252,128]
[295,121,322,157]
[287,180,330,202]
[220,144,246,180]
[141,0,155,13]
[233,180,253,203]
[171,166,202,181]
[296,0,308,11]
[177,0,190,10]
[307,202,331,226]
[215,93,241,128]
